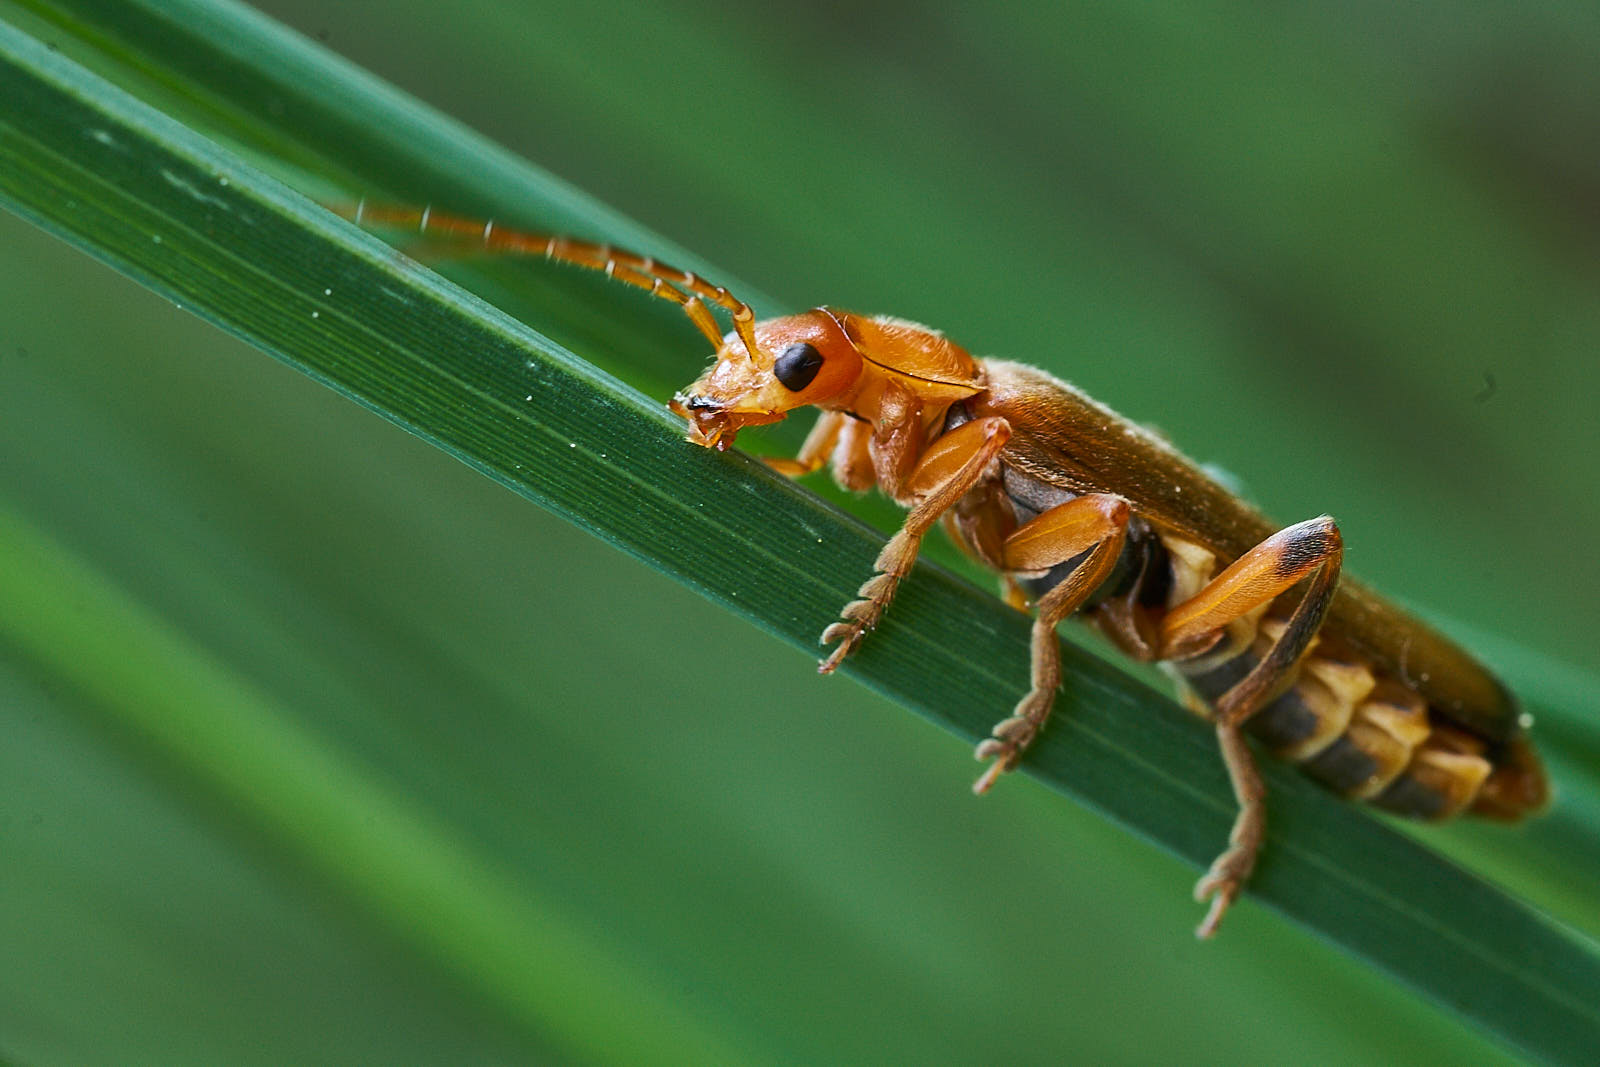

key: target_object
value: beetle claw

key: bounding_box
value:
[972,757,1010,795]
[1192,842,1255,939]
[971,733,1025,793]
[818,622,863,673]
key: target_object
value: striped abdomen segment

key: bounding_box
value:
[1178,622,1499,819]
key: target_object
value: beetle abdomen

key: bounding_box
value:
[1178,621,1534,820]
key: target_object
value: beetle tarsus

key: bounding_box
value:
[817,629,862,674]
[818,615,870,673]
[993,712,1037,744]
[971,702,1048,793]
[817,570,904,672]
[1193,841,1255,939]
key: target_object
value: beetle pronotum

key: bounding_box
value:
[346,202,1548,937]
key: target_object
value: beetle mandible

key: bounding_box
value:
[347,203,1548,937]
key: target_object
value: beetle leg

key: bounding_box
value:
[1161,517,1344,690]
[818,417,1011,673]
[1157,516,1344,938]
[973,493,1130,794]
[868,380,926,501]
[764,410,846,478]
[780,414,876,493]
[1191,717,1269,938]
[829,416,876,492]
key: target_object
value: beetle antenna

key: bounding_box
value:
[335,201,764,362]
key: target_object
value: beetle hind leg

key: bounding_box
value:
[972,494,1130,793]
[1159,516,1344,937]
[1194,716,1267,938]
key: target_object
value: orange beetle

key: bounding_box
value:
[347,203,1547,937]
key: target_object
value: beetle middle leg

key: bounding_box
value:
[1157,516,1344,937]
[971,493,1131,794]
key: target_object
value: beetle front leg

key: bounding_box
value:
[763,410,846,478]
[973,493,1130,794]
[1158,516,1344,937]
[818,417,1012,673]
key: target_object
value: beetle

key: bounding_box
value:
[346,202,1548,937]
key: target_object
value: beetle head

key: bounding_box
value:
[670,309,863,450]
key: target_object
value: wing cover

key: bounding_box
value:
[971,360,1519,742]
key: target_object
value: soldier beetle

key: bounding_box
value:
[345,202,1547,937]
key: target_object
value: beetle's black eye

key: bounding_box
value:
[773,342,825,391]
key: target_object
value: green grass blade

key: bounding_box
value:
[0,506,747,1065]
[2,4,1598,1064]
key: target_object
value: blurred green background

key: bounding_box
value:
[2,1,1597,1064]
